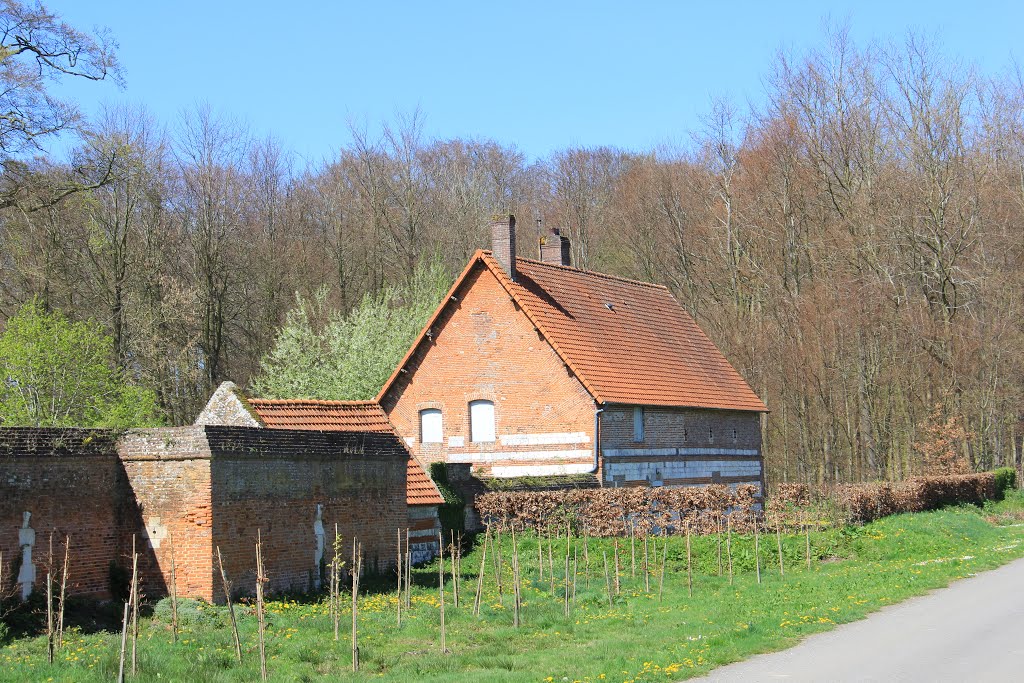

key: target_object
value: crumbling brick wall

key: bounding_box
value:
[0,429,129,598]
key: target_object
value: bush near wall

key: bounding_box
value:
[475,484,761,536]
[476,473,1002,536]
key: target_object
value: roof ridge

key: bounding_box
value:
[248,398,381,407]
[481,249,671,291]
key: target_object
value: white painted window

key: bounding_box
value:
[469,400,496,442]
[419,408,443,443]
[633,406,644,442]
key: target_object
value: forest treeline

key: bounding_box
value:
[1,19,1022,483]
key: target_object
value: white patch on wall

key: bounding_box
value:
[313,504,325,590]
[144,516,169,549]
[490,463,595,478]
[499,432,590,446]
[448,436,465,447]
[17,511,35,601]
[604,459,762,482]
[448,449,592,464]
[404,436,416,446]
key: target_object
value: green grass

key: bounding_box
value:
[4,492,1024,683]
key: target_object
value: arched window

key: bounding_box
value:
[469,400,495,442]
[419,408,443,443]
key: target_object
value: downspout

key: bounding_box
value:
[589,404,605,475]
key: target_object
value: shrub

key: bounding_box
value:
[993,467,1017,498]
[430,462,466,533]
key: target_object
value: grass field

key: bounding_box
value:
[3,492,1023,682]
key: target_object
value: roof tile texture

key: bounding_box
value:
[247,399,444,506]
[483,253,767,411]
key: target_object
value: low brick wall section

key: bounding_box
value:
[0,429,128,599]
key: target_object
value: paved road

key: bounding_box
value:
[694,556,1024,682]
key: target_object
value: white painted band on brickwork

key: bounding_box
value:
[447,436,465,447]
[604,459,762,480]
[603,447,760,457]
[447,449,592,464]
[490,463,595,477]
[498,432,590,446]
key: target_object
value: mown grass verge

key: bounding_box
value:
[3,492,1024,683]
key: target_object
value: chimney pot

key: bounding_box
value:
[490,214,517,281]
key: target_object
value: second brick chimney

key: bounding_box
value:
[490,214,517,281]
[539,227,571,267]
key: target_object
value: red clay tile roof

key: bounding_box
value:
[247,399,445,506]
[379,251,767,412]
[247,399,394,432]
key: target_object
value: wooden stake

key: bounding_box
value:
[602,551,613,606]
[805,514,812,570]
[547,529,555,594]
[117,601,129,683]
[332,524,341,641]
[511,526,521,628]
[352,543,362,670]
[217,546,242,663]
[572,544,578,607]
[537,532,544,581]
[583,528,590,588]
[643,533,650,593]
[46,565,53,664]
[686,525,693,598]
[438,530,446,652]
[451,530,459,608]
[404,527,412,609]
[396,528,403,627]
[630,524,637,578]
[754,517,762,584]
[659,532,668,602]
[613,540,621,595]
[563,551,570,617]
[717,517,723,576]
[775,513,785,577]
[130,537,139,676]
[168,531,179,644]
[473,528,489,617]
[57,535,68,650]
[492,529,504,604]
[256,530,268,682]
[726,516,734,586]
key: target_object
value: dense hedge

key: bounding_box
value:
[475,472,1002,536]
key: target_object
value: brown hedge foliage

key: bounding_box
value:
[474,473,998,536]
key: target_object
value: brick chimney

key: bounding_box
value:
[539,227,571,266]
[490,214,517,281]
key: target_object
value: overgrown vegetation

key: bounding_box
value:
[0,300,163,427]
[250,258,451,401]
[3,495,1024,682]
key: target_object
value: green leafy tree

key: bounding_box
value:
[252,259,452,400]
[0,300,163,427]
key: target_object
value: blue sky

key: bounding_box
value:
[47,1,1022,164]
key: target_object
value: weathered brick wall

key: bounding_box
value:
[205,427,406,600]
[0,429,128,598]
[600,406,763,491]
[382,264,597,478]
[118,427,214,600]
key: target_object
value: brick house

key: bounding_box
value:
[196,382,444,562]
[378,215,768,493]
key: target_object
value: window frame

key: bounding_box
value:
[419,408,443,444]
[469,399,496,443]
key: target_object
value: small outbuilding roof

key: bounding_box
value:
[246,398,444,506]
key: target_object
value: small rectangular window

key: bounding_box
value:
[419,408,443,443]
[633,406,644,442]
[469,400,495,442]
